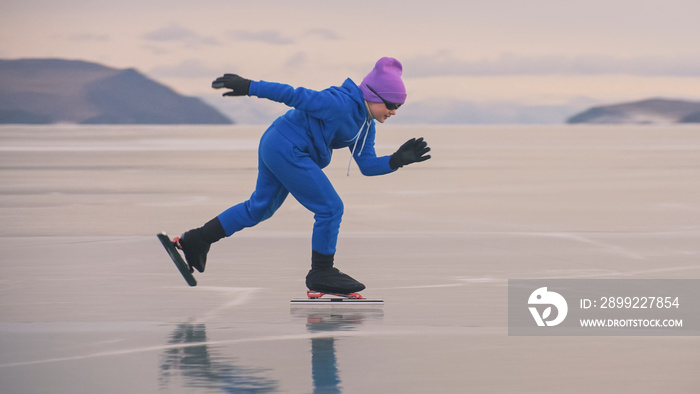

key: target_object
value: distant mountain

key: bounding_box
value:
[0,58,232,124]
[566,98,700,124]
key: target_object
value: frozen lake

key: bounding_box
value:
[1,124,699,393]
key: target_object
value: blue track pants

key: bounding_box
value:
[217,127,343,255]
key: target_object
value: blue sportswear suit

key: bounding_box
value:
[217,78,395,255]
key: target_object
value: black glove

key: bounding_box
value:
[389,137,431,170]
[211,74,251,96]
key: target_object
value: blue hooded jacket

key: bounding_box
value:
[248,78,394,176]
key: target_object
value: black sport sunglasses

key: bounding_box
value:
[366,84,402,111]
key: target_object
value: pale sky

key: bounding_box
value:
[2,0,700,111]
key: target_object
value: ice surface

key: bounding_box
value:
[1,125,699,393]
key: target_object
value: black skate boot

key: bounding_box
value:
[176,217,226,273]
[305,251,366,294]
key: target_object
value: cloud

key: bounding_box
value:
[69,33,110,42]
[227,30,294,45]
[406,52,700,78]
[142,23,219,46]
[303,28,342,40]
[142,44,169,56]
[148,59,221,79]
[225,28,339,46]
[285,52,307,69]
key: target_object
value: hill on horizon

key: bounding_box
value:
[0,58,232,124]
[567,98,700,124]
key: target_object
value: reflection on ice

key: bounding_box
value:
[294,309,385,333]
[294,307,384,394]
[159,323,278,393]
[158,309,384,393]
[311,337,341,394]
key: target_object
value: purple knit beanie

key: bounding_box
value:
[360,57,406,105]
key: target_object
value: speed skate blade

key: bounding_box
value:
[290,297,384,306]
[157,232,197,287]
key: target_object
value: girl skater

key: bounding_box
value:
[175,57,431,294]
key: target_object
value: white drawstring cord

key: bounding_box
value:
[346,100,375,176]
[346,117,370,176]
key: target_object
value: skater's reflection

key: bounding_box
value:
[311,337,340,392]
[159,323,277,393]
[293,308,384,394]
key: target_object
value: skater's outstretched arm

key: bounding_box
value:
[212,74,347,121]
[350,122,393,176]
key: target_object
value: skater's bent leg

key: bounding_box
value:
[261,141,343,255]
[310,192,343,255]
[290,175,364,293]
[217,154,289,236]
[284,167,343,255]
[180,127,290,272]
